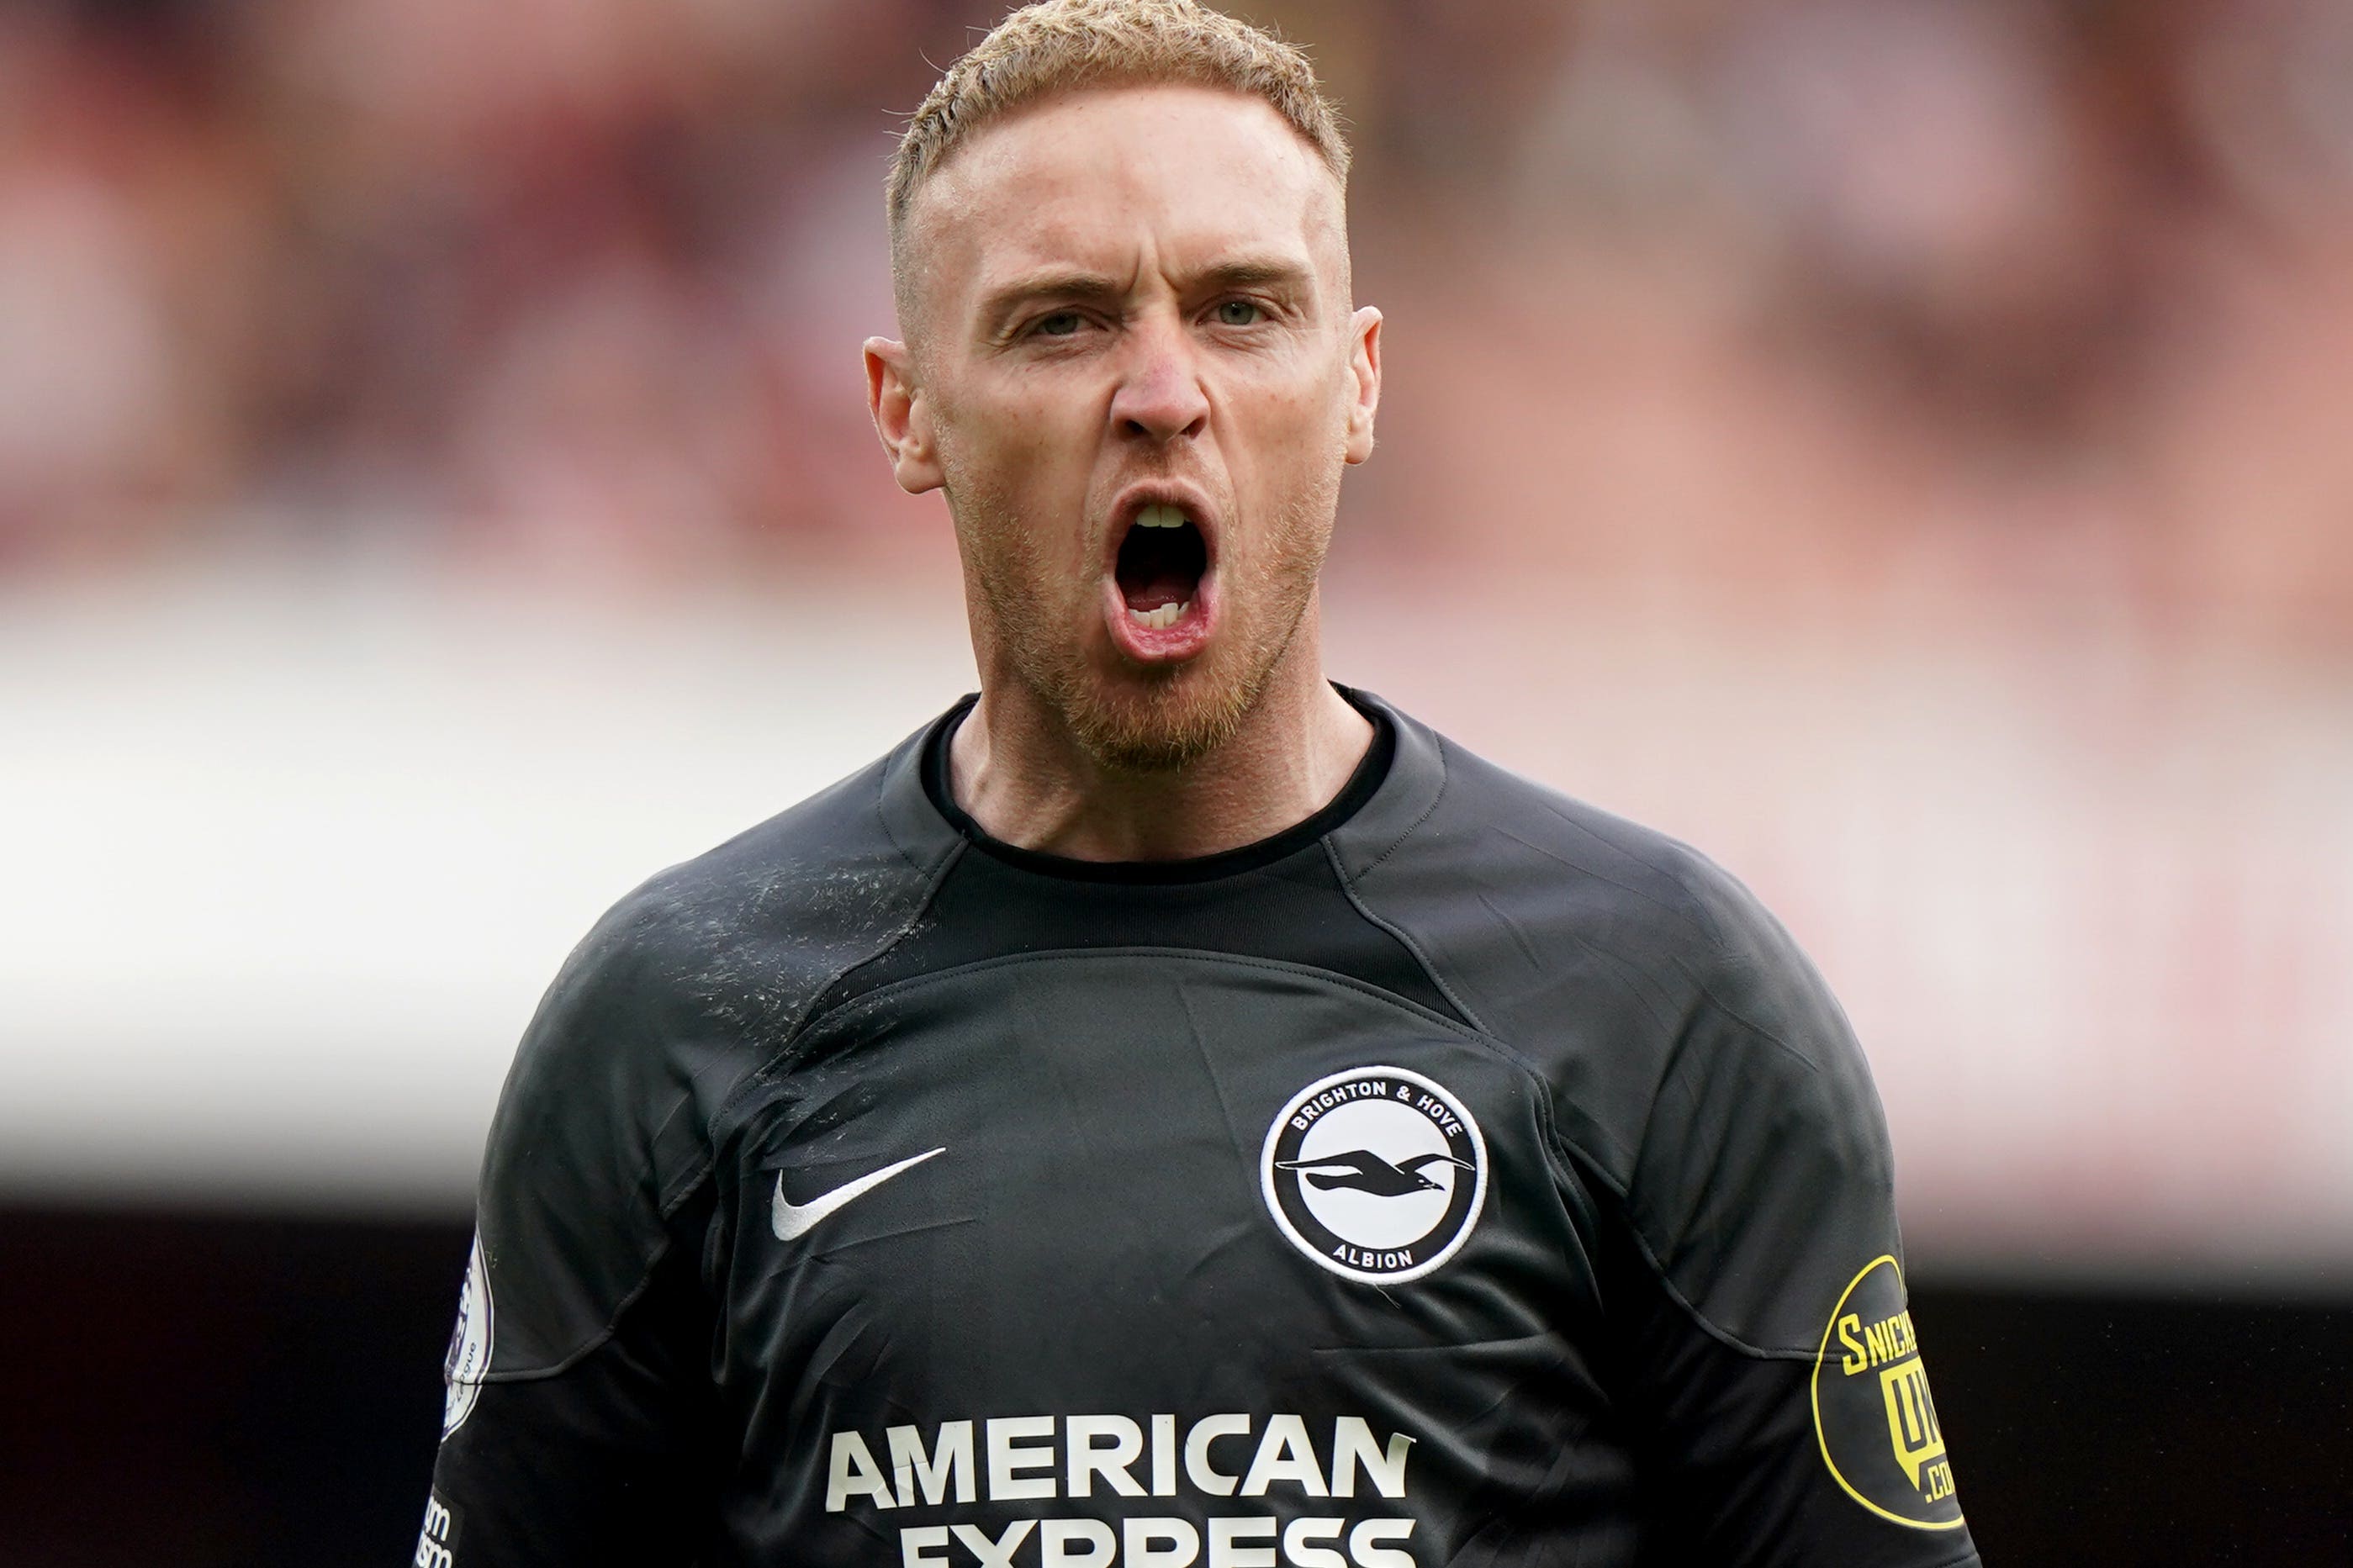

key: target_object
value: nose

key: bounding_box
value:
[1108,317,1210,445]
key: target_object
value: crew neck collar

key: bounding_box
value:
[917,687,1397,884]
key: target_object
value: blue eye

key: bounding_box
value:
[1214,299,1262,326]
[1033,311,1083,336]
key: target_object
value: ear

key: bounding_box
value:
[864,337,944,495]
[1342,306,1383,465]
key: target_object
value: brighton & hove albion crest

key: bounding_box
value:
[1261,1065,1488,1284]
[440,1232,494,1437]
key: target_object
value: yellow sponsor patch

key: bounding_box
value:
[1811,1256,1966,1528]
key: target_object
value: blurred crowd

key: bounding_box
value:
[3,0,2350,641]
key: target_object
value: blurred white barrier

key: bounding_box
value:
[0,558,979,1212]
[4,560,2348,1291]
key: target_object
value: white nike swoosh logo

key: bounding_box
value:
[771,1147,946,1241]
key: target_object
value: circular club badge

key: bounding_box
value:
[1261,1064,1488,1284]
[441,1232,494,1438]
[1811,1255,1965,1531]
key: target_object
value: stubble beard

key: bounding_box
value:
[951,471,1338,775]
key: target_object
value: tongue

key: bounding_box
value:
[1123,572,1192,613]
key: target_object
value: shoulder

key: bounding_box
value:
[1340,701,1899,1352]
[1334,703,1881,1184]
[541,744,954,1048]
[475,728,962,1371]
[1454,747,1854,1079]
[1441,734,1776,960]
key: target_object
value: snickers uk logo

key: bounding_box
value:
[1260,1067,1488,1284]
[825,1412,1422,1567]
[1811,1255,1965,1531]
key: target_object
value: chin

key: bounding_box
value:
[1054,659,1262,774]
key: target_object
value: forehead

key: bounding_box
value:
[907,83,1343,312]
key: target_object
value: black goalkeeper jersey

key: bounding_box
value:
[418,690,1978,1568]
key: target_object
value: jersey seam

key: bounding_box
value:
[479,1177,716,1382]
[1354,726,1452,875]
[780,943,1598,1243]
[1334,747,1839,1356]
[1552,1135,1822,1364]
[1358,764,1834,1090]
[782,944,1589,1180]
[1527,816,1841,1090]
[1355,718,1830,1087]
[788,942,1489,1052]
[1321,834,1489,1035]
[1488,805,1836,1080]
[491,826,970,1383]
[722,840,971,1113]
[1632,995,1828,1219]
[706,789,970,1254]
[871,743,943,877]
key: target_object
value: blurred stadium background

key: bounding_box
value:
[2,0,2349,1560]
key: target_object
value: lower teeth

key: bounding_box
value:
[1130,601,1187,631]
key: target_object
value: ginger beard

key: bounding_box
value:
[944,445,1341,774]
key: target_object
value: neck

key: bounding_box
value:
[949,605,1374,862]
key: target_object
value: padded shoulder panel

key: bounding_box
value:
[475,732,962,1374]
[1332,705,1898,1355]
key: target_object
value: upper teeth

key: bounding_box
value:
[1134,504,1187,529]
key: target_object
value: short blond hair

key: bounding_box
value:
[888,0,1350,272]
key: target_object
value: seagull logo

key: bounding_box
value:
[1261,1064,1490,1286]
[1275,1149,1476,1197]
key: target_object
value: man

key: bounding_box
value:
[418,3,1979,1564]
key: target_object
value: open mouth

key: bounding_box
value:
[1113,504,1208,630]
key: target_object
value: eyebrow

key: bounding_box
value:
[976,269,1125,335]
[1189,256,1316,294]
[976,255,1317,337]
